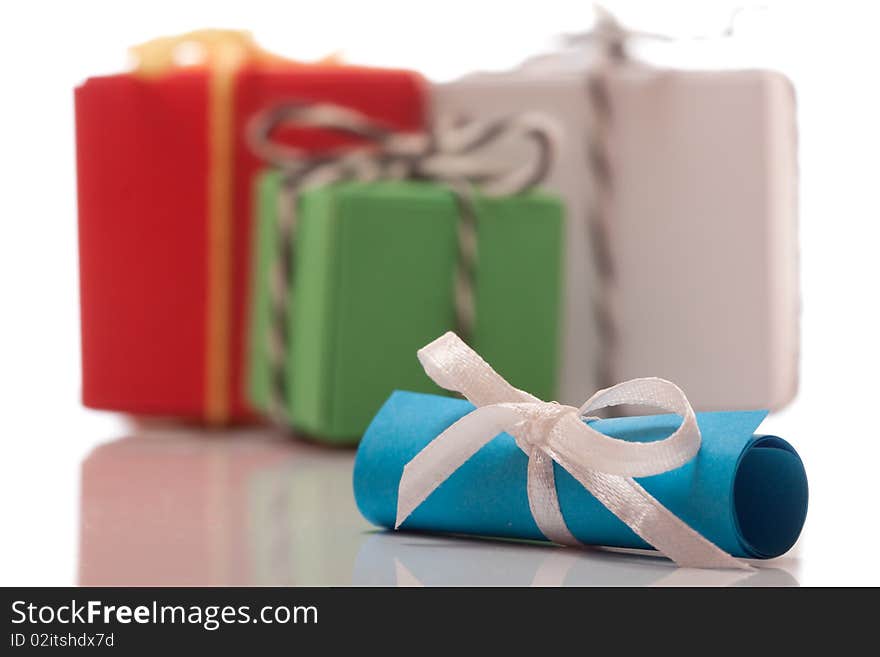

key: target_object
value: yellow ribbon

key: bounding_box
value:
[129,30,335,424]
[129,29,290,78]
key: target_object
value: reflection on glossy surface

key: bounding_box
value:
[78,430,799,586]
[354,533,799,587]
[79,430,369,586]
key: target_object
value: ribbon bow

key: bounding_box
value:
[129,29,312,78]
[247,104,561,424]
[395,332,751,570]
[247,102,560,196]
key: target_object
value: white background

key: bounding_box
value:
[0,0,877,585]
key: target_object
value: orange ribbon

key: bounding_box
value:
[130,30,335,424]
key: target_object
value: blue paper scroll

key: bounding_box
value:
[353,391,808,559]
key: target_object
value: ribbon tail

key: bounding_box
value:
[395,405,523,529]
[568,466,752,570]
[526,449,581,546]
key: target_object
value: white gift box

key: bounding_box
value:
[433,69,601,403]
[434,54,799,411]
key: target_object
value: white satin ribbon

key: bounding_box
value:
[395,332,751,570]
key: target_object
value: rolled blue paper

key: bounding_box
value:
[353,391,809,559]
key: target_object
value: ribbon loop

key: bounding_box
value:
[417,331,538,406]
[397,331,751,570]
[247,103,559,195]
[543,377,703,477]
[247,102,397,171]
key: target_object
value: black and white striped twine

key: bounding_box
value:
[581,9,628,389]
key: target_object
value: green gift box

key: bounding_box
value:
[248,173,564,444]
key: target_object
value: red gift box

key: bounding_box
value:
[75,31,426,423]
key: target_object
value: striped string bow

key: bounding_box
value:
[247,102,562,424]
